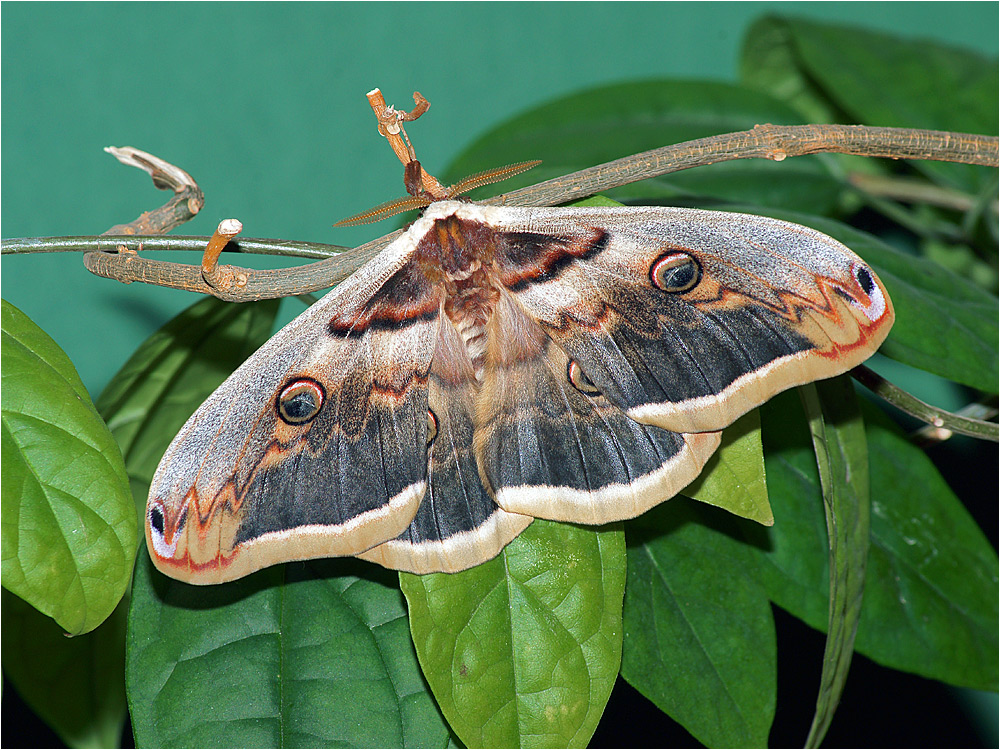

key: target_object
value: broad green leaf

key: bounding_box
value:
[739,16,889,191]
[95,296,282,511]
[858,407,998,691]
[128,554,451,748]
[737,208,999,393]
[755,392,998,690]
[1,299,135,634]
[683,409,773,525]
[445,80,843,214]
[746,17,998,193]
[740,16,848,127]
[621,500,776,748]
[401,520,625,748]
[799,378,869,748]
[1,588,127,748]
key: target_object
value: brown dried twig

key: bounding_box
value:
[64,123,998,302]
[366,88,445,199]
[492,124,997,209]
[3,102,997,441]
[101,147,204,235]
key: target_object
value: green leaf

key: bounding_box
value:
[95,296,282,511]
[445,80,843,214]
[744,16,998,193]
[755,392,998,690]
[1,299,135,634]
[128,554,450,747]
[799,377,870,748]
[401,519,625,748]
[739,16,890,193]
[858,407,998,691]
[683,409,773,526]
[740,16,847,126]
[1,588,127,748]
[621,500,776,748]
[737,208,999,393]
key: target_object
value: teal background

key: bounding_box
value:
[2,2,997,396]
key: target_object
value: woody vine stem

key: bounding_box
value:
[2,91,997,441]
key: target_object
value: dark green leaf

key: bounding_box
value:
[446,80,843,214]
[1,588,127,748]
[621,500,775,748]
[1,299,135,634]
[401,520,625,748]
[128,554,450,747]
[799,378,869,748]
[745,16,998,192]
[755,392,998,690]
[739,16,891,194]
[859,407,998,691]
[740,16,847,126]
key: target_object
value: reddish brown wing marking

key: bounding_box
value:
[146,229,445,584]
[480,205,894,434]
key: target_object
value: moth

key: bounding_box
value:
[147,200,893,584]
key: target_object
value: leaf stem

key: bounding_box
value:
[851,365,999,442]
[799,378,870,749]
[848,172,987,212]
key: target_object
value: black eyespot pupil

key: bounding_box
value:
[652,252,700,293]
[284,391,317,419]
[665,264,694,287]
[856,266,875,295]
[277,378,325,425]
[149,506,165,536]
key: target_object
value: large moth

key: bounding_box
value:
[147,199,893,583]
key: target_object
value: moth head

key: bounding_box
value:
[333,161,541,227]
